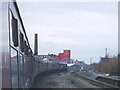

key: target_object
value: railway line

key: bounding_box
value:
[32,70,100,88]
[72,70,119,89]
[32,70,120,89]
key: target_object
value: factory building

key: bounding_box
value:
[37,50,71,64]
[56,50,71,64]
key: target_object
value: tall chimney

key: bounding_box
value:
[105,48,107,57]
[34,34,38,55]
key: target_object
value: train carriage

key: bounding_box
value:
[1,1,67,88]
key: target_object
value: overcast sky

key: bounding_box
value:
[17,2,118,64]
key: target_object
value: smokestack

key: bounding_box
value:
[34,34,38,55]
[105,48,107,57]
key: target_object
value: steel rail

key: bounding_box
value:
[72,71,119,89]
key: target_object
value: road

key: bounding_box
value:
[32,70,101,88]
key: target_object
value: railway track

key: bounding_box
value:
[72,71,119,89]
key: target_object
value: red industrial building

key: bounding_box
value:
[37,50,71,64]
[56,50,71,64]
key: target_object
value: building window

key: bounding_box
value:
[65,53,67,55]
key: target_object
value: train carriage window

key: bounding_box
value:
[26,46,29,56]
[10,47,18,88]
[20,32,24,52]
[11,12,18,47]
[24,41,27,56]
[24,41,29,56]
[26,45,28,56]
